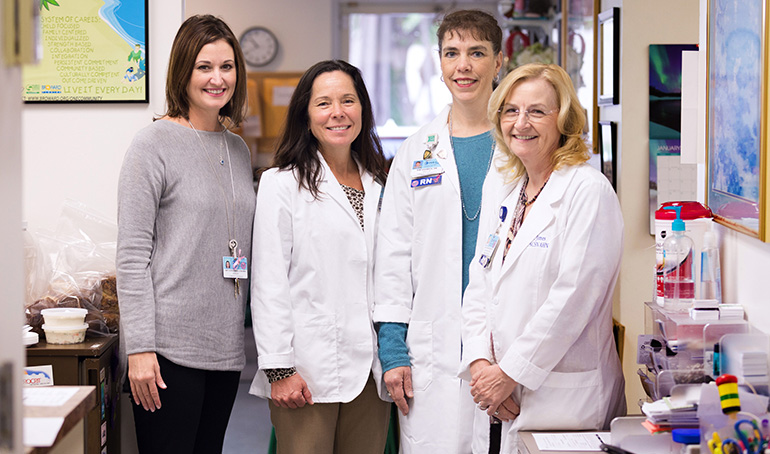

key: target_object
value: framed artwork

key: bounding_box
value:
[706,0,765,240]
[21,0,148,102]
[597,7,619,105]
[599,121,617,190]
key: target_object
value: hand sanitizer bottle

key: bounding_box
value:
[662,206,695,312]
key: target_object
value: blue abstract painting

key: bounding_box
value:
[708,0,762,232]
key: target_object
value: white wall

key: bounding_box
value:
[0,3,25,450]
[185,0,334,71]
[22,2,184,231]
[22,0,336,232]
[718,226,770,329]
[606,0,701,412]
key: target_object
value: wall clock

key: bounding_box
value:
[240,26,279,67]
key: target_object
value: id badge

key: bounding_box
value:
[223,256,248,279]
[478,233,500,268]
[411,158,444,178]
[411,174,442,188]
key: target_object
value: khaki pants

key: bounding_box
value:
[270,374,390,454]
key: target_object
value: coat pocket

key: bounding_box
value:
[515,368,604,430]
[406,320,433,391]
[293,312,337,394]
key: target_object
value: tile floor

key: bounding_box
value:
[222,326,272,453]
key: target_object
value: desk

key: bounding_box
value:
[518,418,681,454]
[25,386,95,454]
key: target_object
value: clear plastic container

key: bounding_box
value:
[42,323,88,344]
[699,231,722,303]
[40,307,88,328]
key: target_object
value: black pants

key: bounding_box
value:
[131,354,240,454]
[489,421,502,454]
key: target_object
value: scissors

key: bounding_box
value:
[735,419,765,454]
[720,438,742,454]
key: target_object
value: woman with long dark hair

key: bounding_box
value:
[249,60,390,453]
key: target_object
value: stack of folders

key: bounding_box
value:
[739,351,769,385]
[641,396,699,433]
[719,304,745,320]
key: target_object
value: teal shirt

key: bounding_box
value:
[377,130,494,372]
[452,131,495,293]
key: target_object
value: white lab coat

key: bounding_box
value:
[374,105,494,453]
[249,152,387,403]
[460,163,626,454]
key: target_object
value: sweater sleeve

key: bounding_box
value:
[116,132,164,355]
[377,322,411,372]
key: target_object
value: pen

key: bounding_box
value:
[596,434,635,454]
[596,434,604,444]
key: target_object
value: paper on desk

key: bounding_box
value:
[23,386,78,406]
[532,432,610,451]
[23,417,64,447]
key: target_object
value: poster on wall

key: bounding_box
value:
[21,0,148,102]
[648,44,698,234]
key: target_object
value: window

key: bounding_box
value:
[337,2,497,158]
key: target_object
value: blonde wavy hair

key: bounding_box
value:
[487,63,589,182]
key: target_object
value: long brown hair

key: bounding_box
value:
[272,60,387,198]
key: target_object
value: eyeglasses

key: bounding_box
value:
[498,105,558,123]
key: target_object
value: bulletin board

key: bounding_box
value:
[21,0,148,102]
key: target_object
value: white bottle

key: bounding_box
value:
[700,231,722,303]
[662,207,695,312]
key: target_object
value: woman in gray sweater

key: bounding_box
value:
[116,15,255,454]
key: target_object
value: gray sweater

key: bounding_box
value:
[117,119,256,371]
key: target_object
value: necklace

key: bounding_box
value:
[521,174,550,206]
[448,108,496,222]
[502,174,550,263]
[188,119,241,298]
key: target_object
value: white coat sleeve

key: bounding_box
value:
[251,171,297,369]
[458,168,502,381]
[373,142,416,323]
[497,178,623,391]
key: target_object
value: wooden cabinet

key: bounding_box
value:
[27,336,120,454]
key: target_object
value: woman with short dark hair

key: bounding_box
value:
[373,9,504,453]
